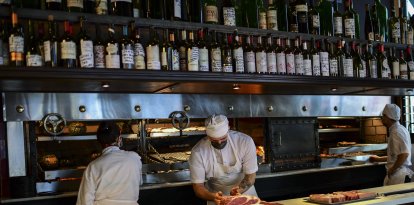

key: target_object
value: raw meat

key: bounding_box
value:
[219,195,282,205]
[309,191,377,204]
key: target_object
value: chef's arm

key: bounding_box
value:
[192,183,220,201]
[369,155,387,163]
[236,173,256,194]
[388,153,409,175]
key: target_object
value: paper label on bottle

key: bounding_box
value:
[320,52,329,76]
[295,54,304,74]
[267,10,278,30]
[381,59,390,78]
[303,59,312,75]
[290,23,299,32]
[205,5,218,23]
[368,32,374,41]
[329,59,338,76]
[211,48,222,72]
[122,46,134,65]
[223,7,236,26]
[105,54,120,68]
[179,46,187,70]
[344,58,353,77]
[368,60,377,78]
[392,61,400,77]
[266,52,276,73]
[286,53,295,74]
[312,15,320,28]
[9,35,24,53]
[133,8,139,18]
[259,12,267,29]
[392,22,401,38]
[94,45,105,68]
[80,40,94,68]
[61,41,77,60]
[409,61,414,79]
[67,0,83,8]
[344,18,355,37]
[361,60,367,77]
[97,0,108,15]
[174,0,182,18]
[46,0,61,3]
[133,43,145,69]
[400,63,408,79]
[256,51,267,73]
[245,51,256,73]
[146,45,160,70]
[172,49,180,71]
[312,54,321,76]
[161,48,167,67]
[232,47,243,72]
[408,30,414,45]
[276,53,286,73]
[199,48,209,71]
[334,17,343,35]
[295,4,308,12]
[44,41,51,62]
[26,54,42,67]
[106,43,119,55]
[187,47,199,71]
[223,65,232,72]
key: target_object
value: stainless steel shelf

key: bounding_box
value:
[318,128,360,133]
[36,134,138,141]
[328,143,388,154]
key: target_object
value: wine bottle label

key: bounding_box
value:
[146,45,160,70]
[409,61,414,79]
[133,8,140,18]
[97,0,108,15]
[223,51,233,72]
[344,58,353,77]
[312,15,320,28]
[199,47,209,71]
[205,5,218,23]
[80,40,94,68]
[290,23,299,32]
[94,45,105,68]
[26,54,42,67]
[179,46,187,70]
[276,53,286,73]
[223,7,236,26]
[334,17,343,34]
[294,54,304,74]
[266,52,276,73]
[400,63,408,79]
[233,47,244,72]
[44,41,51,62]
[286,53,295,74]
[256,51,267,73]
[122,46,134,65]
[161,47,168,67]
[408,30,414,45]
[320,52,329,76]
[187,47,199,71]
[360,60,366,78]
[329,59,338,76]
[392,22,401,38]
[105,54,120,68]
[267,10,278,30]
[344,18,355,37]
[245,51,256,73]
[211,48,222,72]
[134,43,145,69]
[259,12,267,29]
[68,0,83,8]
[303,59,312,75]
[46,0,61,2]
[382,59,390,78]
[61,41,76,60]
[312,54,321,76]
[392,61,400,77]
[367,32,374,41]
[295,5,308,12]
[174,0,182,18]
[369,60,377,78]
[111,0,131,2]
[223,65,232,72]
[9,35,24,53]
[172,49,180,71]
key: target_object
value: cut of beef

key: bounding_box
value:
[219,195,282,205]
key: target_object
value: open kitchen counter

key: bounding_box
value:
[275,182,414,205]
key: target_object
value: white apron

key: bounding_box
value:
[205,136,257,205]
[384,166,414,186]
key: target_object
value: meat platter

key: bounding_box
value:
[305,191,377,204]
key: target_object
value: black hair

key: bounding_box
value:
[97,121,120,145]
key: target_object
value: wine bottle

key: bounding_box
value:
[190,0,203,23]
[366,43,377,78]
[255,36,267,74]
[23,0,40,8]
[364,4,374,41]
[111,0,132,17]
[131,24,145,70]
[335,40,345,77]
[78,17,94,68]
[133,0,142,18]
[44,15,58,67]
[222,34,233,73]
[267,0,278,31]
[399,4,407,44]
[351,43,364,78]
[343,0,355,39]
[0,20,6,66]
[242,0,257,28]
[187,30,199,71]
[389,47,399,79]
[166,0,181,20]
[258,0,267,29]
[377,44,390,79]
[232,30,244,73]
[180,0,188,21]
[375,0,388,42]
[38,23,45,64]
[318,0,333,36]
[204,0,218,24]
[328,41,338,76]
[244,35,256,73]
[288,0,298,32]
[407,17,414,45]
[60,21,77,68]
[26,20,42,67]
[222,0,236,26]
[343,42,353,77]
[169,30,180,71]
[308,0,320,35]
[285,38,295,75]
[276,0,287,31]
[105,26,121,69]
[348,0,360,39]
[294,37,304,75]
[91,0,108,15]
[84,0,95,13]
[399,50,408,79]
[295,0,308,33]
[302,41,312,76]
[389,6,400,44]
[9,9,24,67]
[66,0,84,12]
[319,39,329,77]
[371,4,381,41]
[178,30,188,71]
[146,27,161,70]
[198,29,209,72]
[333,0,342,37]
[150,0,165,19]
[94,24,105,68]
[160,29,170,70]
[276,38,286,74]
[266,35,276,74]
[310,38,320,76]
[210,31,222,72]
[45,0,62,10]
[121,25,134,69]
[406,47,414,79]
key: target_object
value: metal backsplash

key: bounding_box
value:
[2,93,391,121]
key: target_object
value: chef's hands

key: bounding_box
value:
[369,155,384,163]
[230,186,241,196]
[213,191,223,205]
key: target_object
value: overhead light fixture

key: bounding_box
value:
[101,82,110,88]
[233,84,240,90]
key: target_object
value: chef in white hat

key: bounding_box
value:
[189,114,258,205]
[370,104,413,185]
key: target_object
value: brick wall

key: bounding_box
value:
[363,118,387,144]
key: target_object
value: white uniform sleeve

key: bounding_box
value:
[242,137,258,174]
[189,151,206,184]
[391,130,411,155]
[76,165,96,205]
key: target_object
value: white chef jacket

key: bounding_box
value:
[76,146,142,205]
[189,130,258,184]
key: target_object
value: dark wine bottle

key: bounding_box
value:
[302,40,312,76]
[294,37,304,75]
[406,47,414,79]
[343,0,356,39]
[111,0,132,17]
[160,29,170,70]
[285,38,295,75]
[131,24,145,70]
[78,17,94,68]
[266,35,276,74]
[288,0,298,32]
[365,43,377,78]
[255,36,267,74]
[399,4,407,44]
[198,29,209,71]
[84,0,95,13]
[0,20,7,66]
[328,41,338,76]
[267,0,278,30]
[187,30,199,71]
[105,25,121,69]
[399,50,408,79]
[335,40,345,77]
[376,44,390,79]
[44,15,59,67]
[343,42,354,77]
[244,35,255,73]
[9,9,24,67]
[166,0,181,20]
[26,20,42,67]
[308,0,320,35]
[210,31,222,72]
[364,4,374,41]
[319,39,329,77]
[94,24,105,68]
[389,47,399,79]
[169,30,180,71]
[296,0,308,33]
[121,25,134,69]
[370,5,381,41]
[310,38,320,76]
[389,6,400,43]
[333,0,342,37]
[178,30,188,71]
[221,33,233,73]
[45,0,62,10]
[60,21,77,68]
[232,30,244,73]
[133,0,142,17]
[276,38,286,74]
[146,27,161,70]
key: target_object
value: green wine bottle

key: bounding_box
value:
[375,0,388,42]
[317,0,333,36]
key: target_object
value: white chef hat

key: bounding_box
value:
[382,104,400,121]
[205,114,229,138]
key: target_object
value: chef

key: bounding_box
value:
[189,114,258,205]
[76,121,143,205]
[370,104,413,185]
